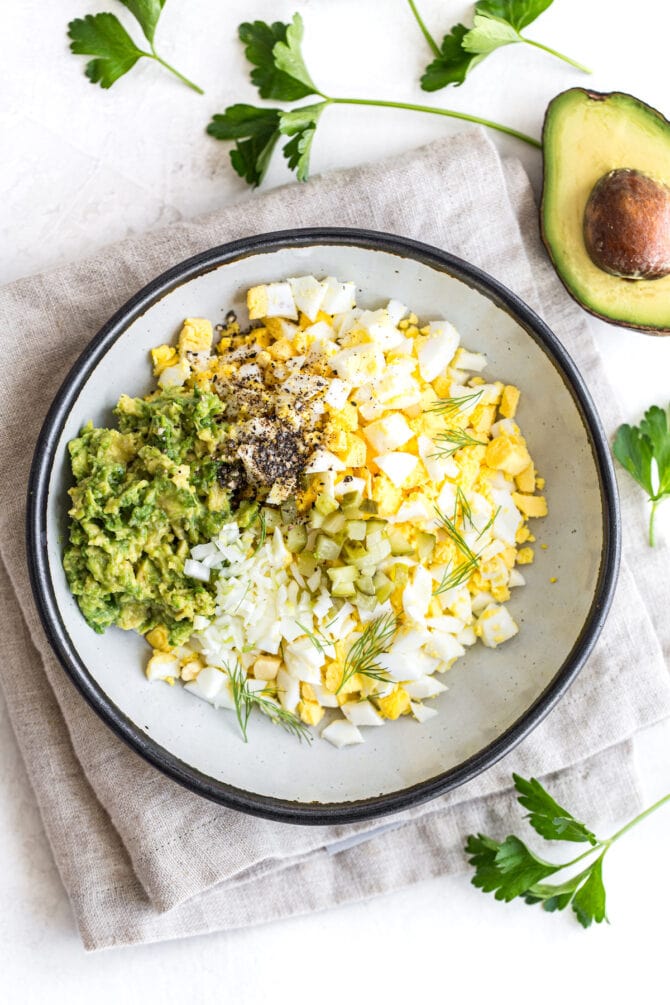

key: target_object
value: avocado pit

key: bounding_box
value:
[583,168,670,280]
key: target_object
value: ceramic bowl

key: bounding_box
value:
[27,229,620,824]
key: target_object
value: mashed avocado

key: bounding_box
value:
[63,387,242,645]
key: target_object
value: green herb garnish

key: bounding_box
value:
[431,428,487,458]
[295,619,337,657]
[207,13,540,187]
[466,773,670,928]
[435,507,479,564]
[454,486,473,527]
[228,660,312,743]
[68,1,203,93]
[337,612,398,694]
[432,557,480,594]
[251,508,267,556]
[475,505,502,541]
[427,390,484,416]
[613,404,670,547]
[410,0,591,92]
[432,505,482,595]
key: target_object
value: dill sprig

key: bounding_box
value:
[253,691,313,742]
[432,557,479,595]
[251,508,267,556]
[431,428,487,458]
[227,660,312,743]
[455,485,473,526]
[296,616,338,656]
[475,505,502,541]
[427,389,483,416]
[337,612,398,694]
[435,507,479,565]
[432,505,481,596]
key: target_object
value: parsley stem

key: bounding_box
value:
[149,46,204,94]
[330,97,541,149]
[604,791,670,845]
[521,37,591,75]
[406,0,441,57]
[649,500,660,547]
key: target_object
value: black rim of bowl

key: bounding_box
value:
[26,227,621,825]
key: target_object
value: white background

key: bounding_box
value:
[2,0,669,1000]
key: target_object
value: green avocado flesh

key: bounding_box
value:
[63,388,242,645]
[541,89,670,334]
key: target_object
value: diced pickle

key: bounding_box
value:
[314,534,342,561]
[388,529,413,556]
[286,525,307,552]
[341,490,362,509]
[360,499,379,515]
[262,506,282,531]
[343,541,367,562]
[346,519,367,541]
[356,591,378,612]
[309,509,325,529]
[332,581,356,598]
[391,564,409,590]
[296,551,318,576]
[315,493,339,516]
[280,499,298,523]
[373,570,393,604]
[357,575,376,596]
[322,511,346,535]
[327,566,357,586]
[417,531,436,562]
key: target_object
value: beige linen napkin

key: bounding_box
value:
[1,130,669,951]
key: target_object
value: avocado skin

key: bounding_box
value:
[540,88,670,335]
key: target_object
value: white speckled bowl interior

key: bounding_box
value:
[28,230,619,823]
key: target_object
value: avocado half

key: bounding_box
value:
[541,89,670,335]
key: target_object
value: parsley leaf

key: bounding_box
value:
[513,773,598,845]
[475,0,552,32]
[68,13,144,88]
[462,11,521,55]
[420,24,485,90]
[466,773,670,929]
[279,103,328,182]
[613,403,670,545]
[212,9,541,188]
[466,834,561,901]
[239,20,316,101]
[206,105,282,187]
[272,14,319,96]
[68,2,202,93]
[117,0,165,44]
[416,0,589,91]
[210,17,327,185]
[570,854,608,928]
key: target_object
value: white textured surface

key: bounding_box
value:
[2,0,669,999]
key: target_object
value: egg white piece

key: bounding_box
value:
[321,277,357,314]
[410,702,439,723]
[261,282,298,319]
[404,676,448,700]
[376,451,418,487]
[341,701,385,727]
[321,719,364,748]
[277,669,300,712]
[288,275,327,320]
[417,321,460,381]
[476,604,519,648]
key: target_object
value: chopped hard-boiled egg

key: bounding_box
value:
[144,274,548,747]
